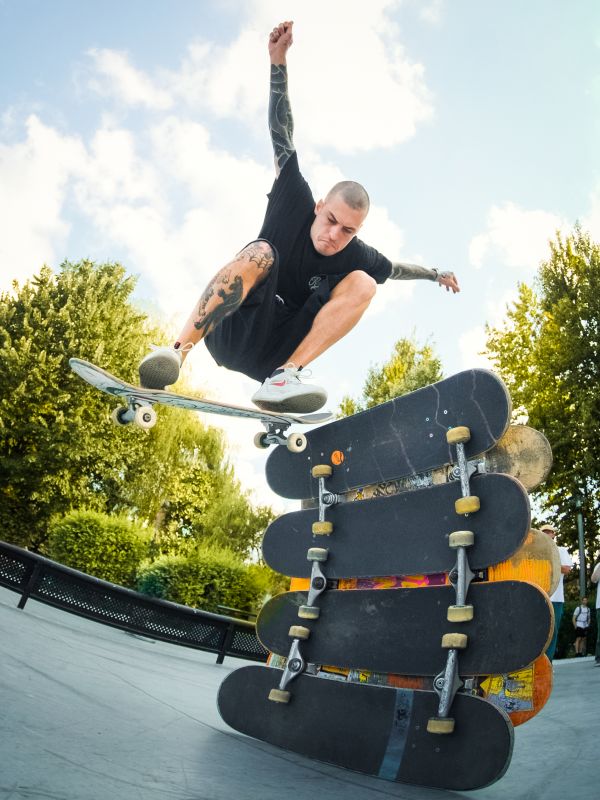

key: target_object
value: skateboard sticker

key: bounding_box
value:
[480,667,535,713]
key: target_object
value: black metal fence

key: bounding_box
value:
[0,540,268,664]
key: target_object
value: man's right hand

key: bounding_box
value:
[269,21,294,64]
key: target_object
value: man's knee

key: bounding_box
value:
[337,270,377,305]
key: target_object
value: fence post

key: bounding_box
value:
[17,562,43,609]
[217,621,237,664]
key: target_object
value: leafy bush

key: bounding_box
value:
[47,509,150,588]
[136,547,268,613]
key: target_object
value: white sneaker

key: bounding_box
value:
[138,345,183,389]
[252,365,327,413]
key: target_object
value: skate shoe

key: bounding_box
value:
[138,345,183,390]
[251,365,327,413]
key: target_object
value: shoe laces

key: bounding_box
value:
[282,362,313,380]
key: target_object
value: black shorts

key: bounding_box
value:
[575,627,589,638]
[204,241,336,382]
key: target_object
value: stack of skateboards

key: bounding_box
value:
[218,370,559,791]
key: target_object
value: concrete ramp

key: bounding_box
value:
[0,586,597,800]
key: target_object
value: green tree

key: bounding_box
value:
[486,226,600,570]
[339,335,443,416]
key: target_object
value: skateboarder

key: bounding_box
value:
[139,21,460,413]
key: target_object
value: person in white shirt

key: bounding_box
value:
[541,523,573,661]
[572,596,591,656]
[591,561,600,666]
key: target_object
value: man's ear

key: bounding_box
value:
[315,199,324,214]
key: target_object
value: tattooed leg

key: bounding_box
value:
[174,240,275,359]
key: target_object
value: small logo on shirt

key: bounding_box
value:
[308,275,324,291]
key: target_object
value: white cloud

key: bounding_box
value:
[469,202,568,272]
[419,0,445,25]
[583,185,600,240]
[0,115,86,290]
[459,326,494,370]
[87,48,173,110]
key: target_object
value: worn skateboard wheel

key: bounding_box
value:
[447,604,474,622]
[253,432,270,449]
[312,464,333,479]
[289,625,311,640]
[268,688,291,704]
[134,405,157,430]
[455,495,480,515]
[448,530,475,548]
[298,605,320,620]
[287,433,307,453]
[312,521,333,535]
[441,632,468,649]
[111,406,131,426]
[307,547,328,562]
[446,426,471,445]
[427,716,456,734]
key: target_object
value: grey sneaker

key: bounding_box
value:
[252,365,327,413]
[139,346,183,389]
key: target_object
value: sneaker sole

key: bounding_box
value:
[139,356,180,390]
[253,392,326,414]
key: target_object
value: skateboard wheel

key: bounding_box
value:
[312,464,333,478]
[287,433,307,453]
[268,688,291,704]
[133,405,157,430]
[111,406,131,426]
[448,530,475,548]
[298,605,320,620]
[454,495,480,515]
[447,604,474,622]
[307,547,328,562]
[289,625,310,640]
[254,432,269,449]
[441,632,468,649]
[312,521,333,535]
[427,717,455,734]
[446,426,471,445]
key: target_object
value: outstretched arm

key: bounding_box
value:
[390,261,460,294]
[268,21,295,176]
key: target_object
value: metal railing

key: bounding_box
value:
[0,540,268,664]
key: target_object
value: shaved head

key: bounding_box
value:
[325,181,370,214]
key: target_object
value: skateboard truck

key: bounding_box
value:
[298,548,329,619]
[428,632,468,734]
[310,465,340,535]
[254,424,307,452]
[268,626,310,704]
[112,399,158,430]
[446,426,479,622]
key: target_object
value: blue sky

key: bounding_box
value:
[1,0,598,507]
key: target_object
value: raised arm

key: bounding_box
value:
[268,21,295,176]
[390,261,460,294]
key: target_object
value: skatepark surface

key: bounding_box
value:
[1,584,597,800]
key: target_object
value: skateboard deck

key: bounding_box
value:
[263,473,530,579]
[265,368,511,498]
[343,424,552,500]
[69,357,331,449]
[488,527,561,596]
[218,665,514,791]
[257,581,553,676]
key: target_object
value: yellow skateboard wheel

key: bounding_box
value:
[441,632,468,649]
[289,625,310,640]
[312,521,333,535]
[427,716,455,734]
[268,688,291,704]
[312,464,333,478]
[448,530,475,548]
[298,605,320,620]
[446,426,471,445]
[447,604,474,622]
[455,496,480,515]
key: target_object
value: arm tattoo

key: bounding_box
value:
[193,274,244,337]
[269,64,295,173]
[390,261,438,281]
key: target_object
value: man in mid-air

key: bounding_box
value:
[139,21,459,412]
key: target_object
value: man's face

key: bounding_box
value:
[310,194,367,256]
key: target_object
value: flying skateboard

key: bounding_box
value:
[342,424,552,501]
[262,473,530,580]
[256,581,553,677]
[265,368,511,498]
[217,665,514,791]
[69,358,331,451]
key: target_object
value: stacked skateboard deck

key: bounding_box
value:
[217,369,556,791]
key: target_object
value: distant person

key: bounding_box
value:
[137,20,459,413]
[591,560,600,666]
[572,597,591,656]
[541,523,573,661]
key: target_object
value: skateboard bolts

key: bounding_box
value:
[312,577,326,590]
[288,658,303,673]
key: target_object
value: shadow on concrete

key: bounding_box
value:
[0,586,597,799]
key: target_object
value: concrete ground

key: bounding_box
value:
[0,584,597,800]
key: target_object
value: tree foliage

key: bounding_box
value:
[0,260,272,557]
[339,335,443,416]
[486,226,600,575]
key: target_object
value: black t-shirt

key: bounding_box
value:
[258,153,392,311]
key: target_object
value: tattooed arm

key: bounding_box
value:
[268,21,295,176]
[390,261,460,294]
